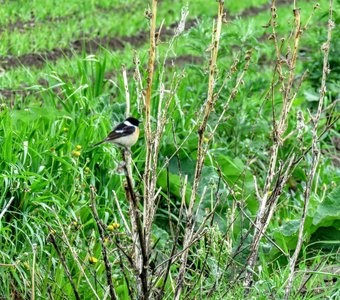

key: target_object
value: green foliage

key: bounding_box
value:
[312,186,340,229]
[0,0,339,298]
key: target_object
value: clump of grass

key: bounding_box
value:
[1,0,339,299]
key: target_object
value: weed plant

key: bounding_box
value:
[0,0,339,299]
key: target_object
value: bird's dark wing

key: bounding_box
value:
[113,122,127,131]
[105,125,135,141]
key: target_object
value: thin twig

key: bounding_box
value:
[174,2,225,298]
[285,1,334,298]
[54,213,100,299]
[48,233,81,300]
[89,186,117,300]
[0,197,14,220]
[31,243,37,300]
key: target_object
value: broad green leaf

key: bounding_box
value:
[157,169,191,204]
[312,186,340,229]
[215,154,257,213]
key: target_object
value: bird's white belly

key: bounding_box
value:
[110,134,138,147]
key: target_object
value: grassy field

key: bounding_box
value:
[0,0,339,299]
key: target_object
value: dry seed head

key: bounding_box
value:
[174,6,189,36]
[144,8,152,20]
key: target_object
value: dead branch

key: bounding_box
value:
[89,186,117,300]
[285,1,334,298]
[174,2,225,299]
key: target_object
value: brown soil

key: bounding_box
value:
[165,55,203,67]
[0,14,75,34]
[0,0,295,71]
[0,2,136,34]
[0,88,32,99]
[235,0,309,18]
[0,54,203,100]
[0,0,298,101]
[0,19,197,70]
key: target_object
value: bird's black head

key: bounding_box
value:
[126,117,140,127]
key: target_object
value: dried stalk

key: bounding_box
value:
[142,4,158,296]
[0,196,14,220]
[145,0,158,137]
[89,186,117,300]
[54,213,100,300]
[121,61,144,287]
[48,233,81,300]
[122,65,130,117]
[284,1,334,298]
[244,0,303,288]
[121,151,148,299]
[132,2,188,298]
[174,2,224,299]
[0,263,16,267]
[156,174,188,300]
[31,243,36,300]
[112,190,131,236]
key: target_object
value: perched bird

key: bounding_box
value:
[93,117,140,148]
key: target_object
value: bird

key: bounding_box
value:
[93,117,140,148]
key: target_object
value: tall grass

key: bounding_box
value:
[1,0,339,299]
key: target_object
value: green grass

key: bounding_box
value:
[1,0,339,299]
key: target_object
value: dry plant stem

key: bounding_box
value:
[89,186,117,300]
[144,0,157,137]
[122,61,141,269]
[174,2,224,299]
[121,60,150,297]
[48,233,81,300]
[295,261,323,297]
[210,50,252,138]
[54,214,100,299]
[157,123,187,299]
[112,190,131,235]
[285,1,334,298]
[244,2,302,288]
[142,3,157,287]
[155,229,208,271]
[122,65,130,117]
[133,51,146,113]
[157,175,188,300]
[121,149,148,299]
[138,3,187,297]
[237,202,288,257]
[0,196,14,220]
[116,246,134,299]
[31,243,36,300]
[187,183,222,296]
[0,263,15,267]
